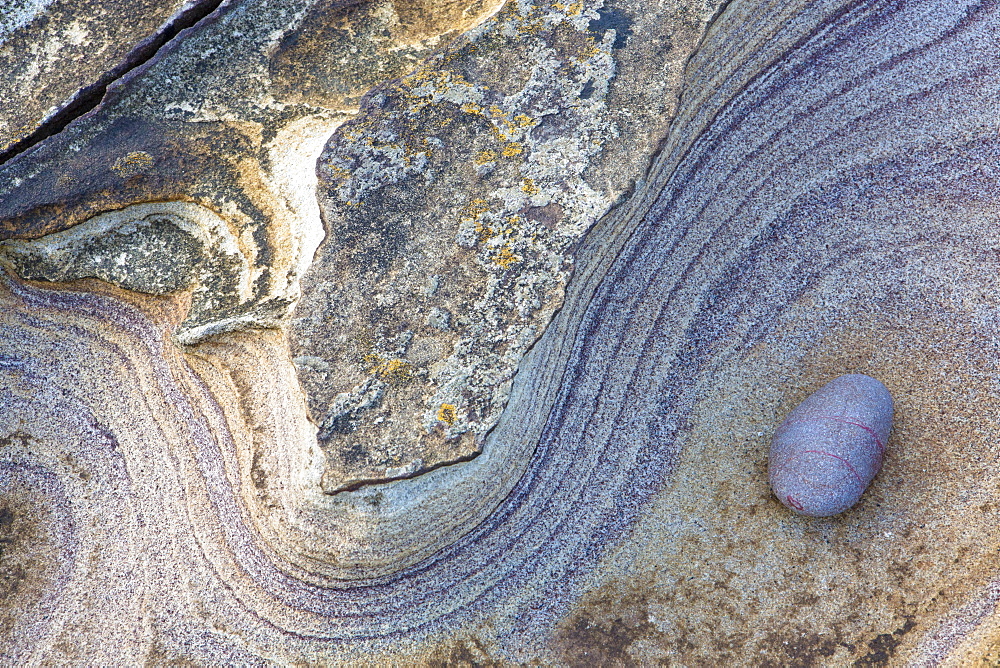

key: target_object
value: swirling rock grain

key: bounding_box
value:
[541,0,1000,663]
[6,0,1000,664]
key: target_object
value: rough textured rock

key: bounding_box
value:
[291,0,718,491]
[5,0,1000,664]
[0,0,197,156]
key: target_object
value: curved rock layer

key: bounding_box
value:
[541,0,1000,663]
[0,269,649,663]
[4,0,1000,665]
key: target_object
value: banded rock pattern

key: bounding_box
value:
[3,0,1000,665]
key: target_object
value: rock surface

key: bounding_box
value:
[4,0,1000,665]
[0,0,197,157]
[291,0,718,490]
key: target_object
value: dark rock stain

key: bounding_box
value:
[555,559,925,667]
[0,490,57,642]
[522,202,564,229]
[250,449,268,490]
[759,629,843,668]
[853,618,916,667]
[555,590,659,667]
[339,442,371,468]
[588,6,634,49]
[0,506,13,531]
[425,637,500,667]
[0,431,34,449]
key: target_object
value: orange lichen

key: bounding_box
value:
[494,245,520,268]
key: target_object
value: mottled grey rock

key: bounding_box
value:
[0,0,195,155]
[291,0,721,492]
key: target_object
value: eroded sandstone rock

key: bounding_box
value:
[291,0,720,491]
[6,0,1000,665]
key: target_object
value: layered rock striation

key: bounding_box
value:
[4,0,1000,664]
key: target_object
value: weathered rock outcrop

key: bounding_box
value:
[0,0,201,158]
[4,0,1000,664]
[291,0,717,490]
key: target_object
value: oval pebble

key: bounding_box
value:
[768,374,893,517]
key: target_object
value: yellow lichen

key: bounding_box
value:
[521,179,540,195]
[364,353,414,383]
[326,165,352,180]
[494,245,520,269]
[501,143,523,157]
[460,198,496,241]
[514,114,535,128]
[475,149,499,164]
[404,68,471,91]
[462,198,491,220]
[436,404,458,425]
[12,123,34,142]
